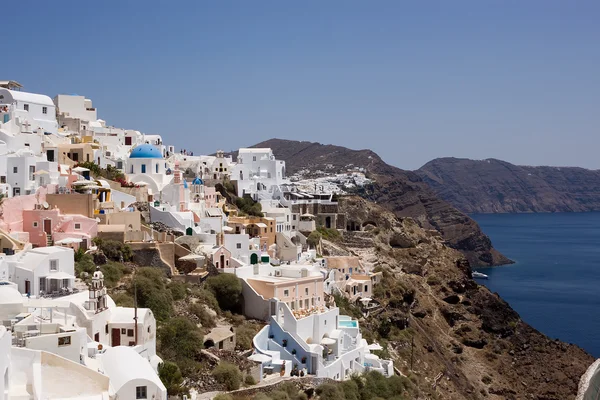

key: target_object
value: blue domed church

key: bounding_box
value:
[125,144,173,194]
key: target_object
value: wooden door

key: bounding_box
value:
[25,280,30,295]
[43,219,52,234]
[111,328,121,346]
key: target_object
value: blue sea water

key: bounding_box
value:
[471,212,600,358]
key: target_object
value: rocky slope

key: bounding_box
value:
[326,196,593,400]
[417,157,600,213]
[249,139,511,267]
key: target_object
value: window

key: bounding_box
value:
[127,329,134,337]
[39,277,46,293]
[29,165,35,181]
[33,221,38,228]
[23,104,29,112]
[12,167,17,173]
[42,106,47,114]
[50,260,58,271]
[236,243,241,249]
[148,326,151,333]
[364,285,369,293]
[58,336,71,346]
[121,328,126,335]
[305,288,309,295]
[253,156,256,161]
[283,290,289,297]
[130,165,134,174]
[105,324,108,334]
[0,176,5,184]
[155,163,158,173]
[74,223,81,230]
[136,386,147,399]
[141,164,146,173]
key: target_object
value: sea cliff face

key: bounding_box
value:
[330,196,593,400]
[249,139,511,266]
[417,157,600,213]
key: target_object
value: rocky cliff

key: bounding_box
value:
[249,139,511,266]
[417,157,600,213]
[328,196,593,400]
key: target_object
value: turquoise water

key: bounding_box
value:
[472,212,600,357]
[338,320,358,328]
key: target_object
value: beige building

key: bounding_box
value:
[204,326,236,351]
[247,274,324,313]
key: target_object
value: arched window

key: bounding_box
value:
[155,163,158,173]
[130,164,134,174]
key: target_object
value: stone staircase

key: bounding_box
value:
[46,234,53,246]
[342,231,375,249]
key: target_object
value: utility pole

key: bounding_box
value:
[134,274,138,346]
[410,335,414,372]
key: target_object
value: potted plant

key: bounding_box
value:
[301,356,307,364]
[282,339,287,347]
[291,349,297,355]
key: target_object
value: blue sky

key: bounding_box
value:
[5,1,599,169]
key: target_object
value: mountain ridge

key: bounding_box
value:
[416,157,600,213]
[248,138,511,267]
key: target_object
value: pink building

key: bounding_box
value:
[204,186,222,209]
[22,208,98,248]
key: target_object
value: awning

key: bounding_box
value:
[178,254,204,261]
[248,354,272,363]
[97,179,111,189]
[222,226,234,232]
[55,237,83,245]
[33,170,50,175]
[253,223,267,228]
[367,343,383,351]
[71,180,90,186]
[301,213,315,218]
[134,181,148,186]
[321,338,336,345]
[72,166,89,172]
[46,272,75,280]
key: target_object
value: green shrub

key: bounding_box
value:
[244,374,256,386]
[269,391,290,400]
[130,268,174,321]
[112,292,134,307]
[317,226,341,241]
[212,362,242,391]
[206,274,242,312]
[340,379,360,400]
[306,231,321,248]
[364,370,392,399]
[191,287,221,313]
[158,361,186,396]
[213,394,234,400]
[188,303,216,328]
[235,323,261,351]
[158,317,203,363]
[75,253,96,278]
[168,281,188,301]
[235,196,263,217]
[315,383,345,400]
[93,238,132,262]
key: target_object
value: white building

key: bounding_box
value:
[0,88,58,136]
[232,148,287,200]
[99,346,167,400]
[54,94,98,134]
[125,144,173,195]
[8,246,75,296]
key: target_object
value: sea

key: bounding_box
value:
[471,212,600,358]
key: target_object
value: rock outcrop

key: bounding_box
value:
[334,196,593,400]
[249,139,511,266]
[417,157,600,213]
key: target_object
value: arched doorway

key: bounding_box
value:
[325,216,332,229]
[250,253,258,265]
[186,227,193,236]
[220,254,225,269]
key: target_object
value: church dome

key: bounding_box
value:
[192,177,204,185]
[0,285,23,305]
[129,144,163,159]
